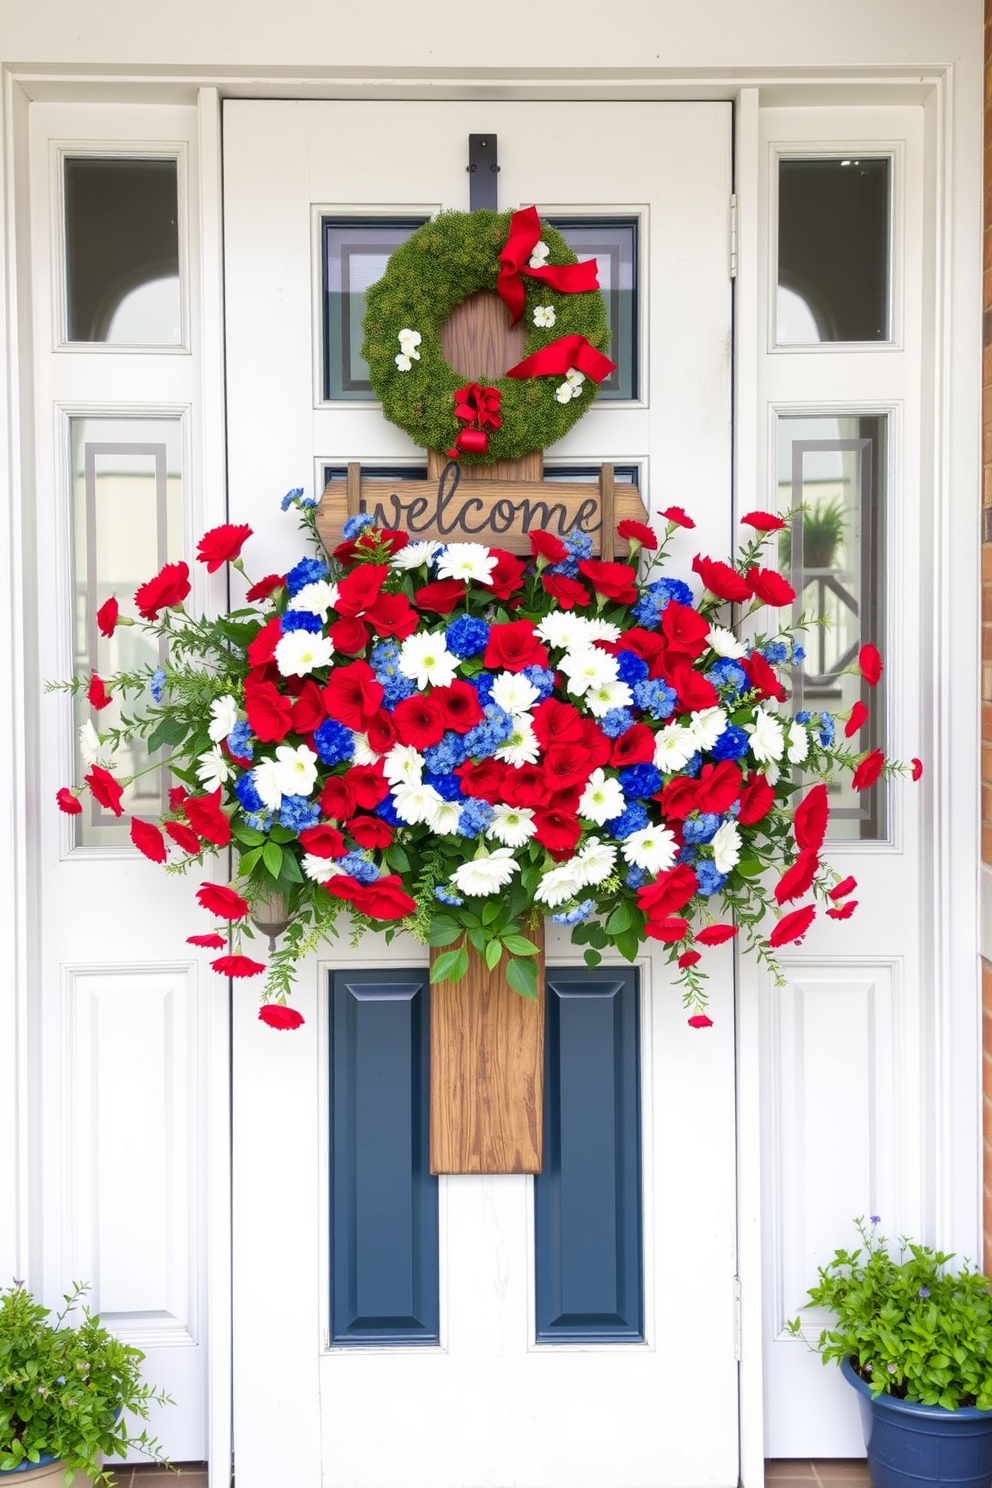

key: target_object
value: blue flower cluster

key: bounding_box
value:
[424,770,463,800]
[150,667,166,703]
[548,529,593,578]
[632,577,694,628]
[601,707,635,738]
[280,609,322,634]
[314,718,354,766]
[522,665,555,699]
[706,658,748,699]
[711,725,749,761]
[461,705,514,758]
[632,678,677,720]
[286,556,328,597]
[370,640,416,706]
[446,615,490,658]
[550,899,595,926]
[682,812,720,844]
[228,720,253,761]
[618,764,662,799]
[341,512,375,539]
[435,886,465,907]
[424,732,468,773]
[279,795,321,833]
[695,861,727,895]
[607,802,650,840]
[616,651,649,684]
[796,709,835,746]
[457,799,494,837]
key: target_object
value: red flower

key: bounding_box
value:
[322,661,384,730]
[327,616,369,655]
[746,566,796,607]
[737,772,775,825]
[830,875,858,900]
[695,924,738,945]
[366,709,398,755]
[298,824,346,858]
[530,530,568,563]
[577,559,638,605]
[246,615,283,667]
[617,520,658,550]
[502,764,548,807]
[393,694,446,749]
[96,597,119,636]
[134,560,191,620]
[185,788,231,846]
[678,950,702,968]
[211,953,266,977]
[667,664,719,714]
[744,651,786,703]
[845,700,869,738]
[693,761,742,815]
[793,783,829,851]
[291,679,328,735]
[333,529,408,564]
[487,550,528,601]
[165,820,202,854]
[637,864,698,920]
[533,808,582,854]
[658,775,699,821]
[859,644,883,685]
[196,523,252,572]
[543,744,594,793]
[741,511,787,532]
[911,758,924,781]
[56,788,82,815]
[687,1014,713,1029]
[188,932,226,949]
[768,904,816,947]
[367,592,418,641]
[774,848,819,905]
[457,758,507,803]
[244,679,294,743]
[335,563,388,618]
[86,765,124,816]
[484,620,548,674]
[432,680,484,734]
[660,601,710,659]
[692,555,751,603]
[644,916,690,943]
[327,874,416,920]
[342,763,388,809]
[196,882,249,920]
[542,573,591,609]
[610,724,656,768]
[245,573,285,602]
[346,815,394,849]
[852,748,885,792]
[414,579,467,614]
[169,786,188,811]
[130,816,167,862]
[532,698,585,749]
[86,675,111,711]
[318,777,357,820]
[826,900,859,920]
[259,1004,305,1031]
[659,506,695,529]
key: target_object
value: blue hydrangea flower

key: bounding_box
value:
[340,851,380,884]
[563,529,593,561]
[676,844,699,865]
[624,864,646,889]
[632,678,677,720]
[286,556,329,597]
[376,794,405,828]
[601,707,635,738]
[342,512,375,539]
[616,651,650,685]
[149,667,166,703]
[711,725,749,761]
[235,773,266,814]
[314,719,355,766]
[280,609,323,634]
[606,802,650,840]
[522,666,555,700]
[818,712,836,747]
[462,705,514,759]
[435,886,464,907]
[424,732,468,773]
[760,641,788,665]
[695,860,728,895]
[281,486,304,510]
[551,899,595,926]
[795,710,811,724]
[473,673,496,708]
[682,812,720,845]
[446,615,490,658]
[424,771,463,801]
[706,659,748,698]
[632,577,694,628]
[682,751,703,777]
[228,720,253,761]
[370,639,416,705]
[244,811,272,833]
[791,643,806,664]
[457,799,494,837]
[279,795,321,833]
[618,764,663,799]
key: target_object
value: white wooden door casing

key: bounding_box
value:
[224,99,735,1488]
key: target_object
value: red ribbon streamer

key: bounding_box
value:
[447,382,502,459]
[506,334,617,384]
[497,206,601,325]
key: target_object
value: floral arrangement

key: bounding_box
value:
[54,492,918,1032]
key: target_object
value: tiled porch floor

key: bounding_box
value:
[766,1461,870,1487]
[107,1466,208,1486]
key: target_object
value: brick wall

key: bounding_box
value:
[984,0,992,1273]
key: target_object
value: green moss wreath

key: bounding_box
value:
[361,210,612,464]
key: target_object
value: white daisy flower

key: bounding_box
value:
[536,612,595,649]
[382,743,425,788]
[392,781,445,827]
[582,617,623,643]
[435,543,498,586]
[533,304,556,327]
[534,862,584,908]
[350,732,380,766]
[431,800,463,835]
[398,631,458,689]
[251,756,284,813]
[579,768,627,826]
[208,694,240,744]
[491,671,540,717]
[289,579,339,619]
[274,628,335,678]
[621,824,679,875]
[559,647,619,697]
[487,804,537,849]
[707,624,747,659]
[573,835,618,888]
[303,854,344,882]
[79,720,105,766]
[584,678,634,718]
[686,707,729,753]
[450,847,520,897]
[653,724,697,773]
[270,743,319,799]
[196,745,233,792]
[711,819,742,874]
[555,382,575,404]
[391,539,443,572]
[495,719,540,766]
[786,720,810,764]
[746,708,786,764]
[764,760,781,786]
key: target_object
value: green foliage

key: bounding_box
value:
[0,1282,172,1483]
[361,210,611,463]
[787,1217,992,1410]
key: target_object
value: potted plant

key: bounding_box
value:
[788,1217,992,1488]
[779,495,847,571]
[0,1281,171,1485]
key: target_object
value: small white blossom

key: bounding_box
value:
[79,720,104,766]
[555,381,576,404]
[391,540,443,572]
[398,631,458,689]
[746,708,786,764]
[583,617,623,643]
[303,854,344,882]
[487,804,537,849]
[252,744,318,811]
[559,647,619,697]
[686,707,729,753]
[654,724,697,773]
[435,543,498,586]
[707,625,747,659]
[398,328,422,353]
[350,732,380,766]
[536,612,595,649]
[289,580,339,619]
[196,745,233,792]
[528,240,550,268]
[208,695,240,744]
[534,862,584,908]
[395,353,414,371]
[711,819,742,874]
[274,628,335,678]
[787,720,810,764]
[495,719,540,766]
[584,678,634,718]
[431,799,463,835]
[382,743,425,787]
[392,781,445,827]
[579,768,626,826]
[491,671,540,717]
[621,824,679,875]
[573,835,618,888]
[450,848,520,898]
[533,304,556,327]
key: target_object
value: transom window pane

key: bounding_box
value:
[71,416,184,846]
[776,414,886,840]
[63,157,181,345]
[544,218,638,400]
[777,158,891,345]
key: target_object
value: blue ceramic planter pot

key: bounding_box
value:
[842,1356,992,1488]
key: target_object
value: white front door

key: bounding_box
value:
[223,100,736,1488]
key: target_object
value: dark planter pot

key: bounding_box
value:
[842,1355,992,1488]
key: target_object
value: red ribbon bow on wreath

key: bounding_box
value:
[447,382,502,458]
[497,205,601,325]
[506,333,617,384]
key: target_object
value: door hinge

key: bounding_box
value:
[733,1275,742,1360]
[729,194,738,280]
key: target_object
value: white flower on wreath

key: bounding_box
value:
[208,694,240,744]
[392,781,446,828]
[585,678,633,718]
[303,854,344,883]
[491,671,540,717]
[686,707,729,753]
[495,718,540,767]
[450,847,520,898]
[559,646,619,697]
[786,719,810,765]
[746,707,786,764]
[289,579,339,620]
[274,628,335,678]
[431,799,463,835]
[382,743,425,788]
[556,367,586,403]
[395,328,421,371]
[350,732,380,766]
[528,240,550,268]
[391,539,443,572]
[653,723,697,774]
[196,745,233,793]
[711,819,742,875]
[707,624,748,660]
[79,720,106,767]
[253,744,318,811]
[533,304,556,328]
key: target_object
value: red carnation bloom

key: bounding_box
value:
[692,555,751,604]
[577,559,638,605]
[737,772,775,825]
[644,916,690,943]
[637,864,698,920]
[826,900,859,920]
[327,616,369,655]
[342,762,389,809]
[658,775,700,821]
[456,758,507,803]
[687,1014,713,1029]
[432,680,484,734]
[580,719,611,769]
[335,563,388,618]
[86,675,111,711]
[532,698,585,749]
[845,700,869,738]
[661,601,711,659]
[774,848,820,905]
[211,953,266,977]
[333,529,408,563]
[326,873,416,920]
[366,709,397,755]
[542,573,591,609]
[543,744,593,793]
[245,573,285,602]
[487,550,528,601]
[184,788,231,847]
[746,566,796,607]
[659,506,695,529]
[196,882,249,920]
[768,904,816,947]
[298,824,346,859]
[346,815,394,850]
[96,597,119,636]
[617,519,658,550]
[56,788,82,815]
[196,522,252,573]
[741,510,787,532]
[393,694,446,749]
[323,661,384,730]
[484,620,548,673]
[259,1004,305,1031]
[130,816,167,862]
[291,679,328,735]
[318,777,357,820]
[244,679,294,743]
[911,757,924,781]
[246,615,283,668]
[530,530,568,563]
[610,724,656,768]
[187,932,226,949]
[667,664,719,714]
[86,764,124,817]
[165,820,202,855]
[502,764,548,807]
[830,875,858,900]
[532,808,582,854]
[694,761,743,815]
[852,748,885,792]
[695,924,738,945]
[678,950,702,968]
[368,591,418,641]
[414,579,467,615]
[169,786,188,810]
[793,783,830,851]
[859,643,883,685]
[134,560,191,620]
[744,651,787,703]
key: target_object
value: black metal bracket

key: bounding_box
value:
[468,134,499,212]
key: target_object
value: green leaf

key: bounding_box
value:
[262,841,284,879]
[385,843,411,874]
[606,903,632,935]
[430,946,469,984]
[482,899,502,926]
[238,845,263,877]
[505,956,538,1000]
[427,918,463,947]
[145,715,190,753]
[485,939,503,971]
[268,825,296,844]
[277,852,304,885]
[467,927,486,955]
[501,933,540,957]
[584,948,603,968]
[615,927,641,962]
[232,823,266,847]
[736,858,763,878]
